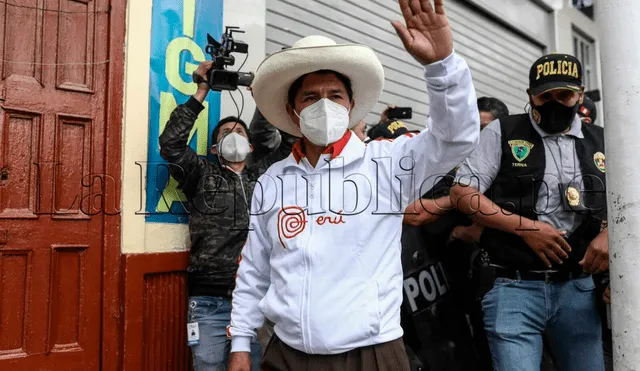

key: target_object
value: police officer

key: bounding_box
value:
[578,95,598,125]
[451,54,608,371]
[366,118,420,143]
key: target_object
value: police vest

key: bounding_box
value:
[480,114,607,271]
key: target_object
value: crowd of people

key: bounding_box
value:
[159,0,611,370]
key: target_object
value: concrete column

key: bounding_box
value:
[597,1,640,369]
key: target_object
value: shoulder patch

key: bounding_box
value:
[593,152,606,173]
[508,140,534,162]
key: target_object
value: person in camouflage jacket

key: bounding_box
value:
[159,61,296,371]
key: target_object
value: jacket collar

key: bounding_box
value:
[287,130,365,170]
[292,130,353,164]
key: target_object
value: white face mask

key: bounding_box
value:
[217,132,251,163]
[296,98,350,146]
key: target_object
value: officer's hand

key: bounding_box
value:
[517,220,572,268]
[580,228,609,274]
[603,285,611,304]
[193,61,214,102]
[228,352,251,371]
[449,224,484,244]
[403,197,450,226]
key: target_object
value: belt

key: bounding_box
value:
[493,266,588,283]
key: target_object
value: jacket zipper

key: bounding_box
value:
[301,168,314,353]
[300,212,311,354]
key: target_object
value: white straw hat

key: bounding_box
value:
[251,35,385,137]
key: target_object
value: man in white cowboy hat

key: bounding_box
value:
[228,1,480,370]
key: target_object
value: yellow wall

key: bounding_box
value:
[121,0,267,253]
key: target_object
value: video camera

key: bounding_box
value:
[192,26,254,91]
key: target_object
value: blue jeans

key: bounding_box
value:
[481,276,604,371]
[188,296,262,371]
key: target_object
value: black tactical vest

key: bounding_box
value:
[480,114,607,271]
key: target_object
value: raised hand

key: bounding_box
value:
[193,60,213,102]
[392,0,453,65]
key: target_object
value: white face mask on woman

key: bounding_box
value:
[295,98,350,146]
[217,132,251,162]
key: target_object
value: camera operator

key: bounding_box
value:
[159,60,294,371]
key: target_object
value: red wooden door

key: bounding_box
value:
[0,0,111,369]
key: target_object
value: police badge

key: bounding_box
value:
[559,183,587,212]
[566,186,580,207]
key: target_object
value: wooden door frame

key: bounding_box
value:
[102,0,126,370]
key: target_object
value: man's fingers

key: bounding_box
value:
[420,0,434,13]
[409,0,423,16]
[589,254,607,274]
[391,21,413,50]
[551,243,569,260]
[599,255,610,272]
[580,247,596,270]
[196,61,213,77]
[199,61,213,71]
[556,235,572,252]
[398,0,414,20]
[603,287,611,304]
[545,249,563,265]
[582,255,599,273]
[536,251,552,268]
[433,0,446,14]
[595,259,608,274]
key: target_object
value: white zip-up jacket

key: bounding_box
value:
[230,52,479,355]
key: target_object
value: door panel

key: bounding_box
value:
[0,0,110,369]
[0,109,41,218]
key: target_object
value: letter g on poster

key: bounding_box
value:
[146,0,223,224]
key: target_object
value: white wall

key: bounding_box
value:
[553,0,604,127]
[220,0,266,121]
[121,0,267,254]
[466,0,554,50]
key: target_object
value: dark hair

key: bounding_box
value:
[287,70,354,107]
[366,122,382,140]
[212,116,250,145]
[477,97,509,120]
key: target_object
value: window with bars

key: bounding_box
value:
[573,30,597,91]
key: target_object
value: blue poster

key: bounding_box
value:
[145,0,223,223]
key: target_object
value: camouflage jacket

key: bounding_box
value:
[159,98,296,297]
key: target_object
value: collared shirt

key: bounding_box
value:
[456,113,585,233]
[229,52,480,355]
[291,130,354,164]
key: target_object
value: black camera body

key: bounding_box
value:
[193,26,254,91]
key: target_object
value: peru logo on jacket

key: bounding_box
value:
[277,206,307,248]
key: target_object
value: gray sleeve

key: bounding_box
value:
[249,107,281,157]
[455,119,502,194]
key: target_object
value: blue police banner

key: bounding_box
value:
[146,0,223,223]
